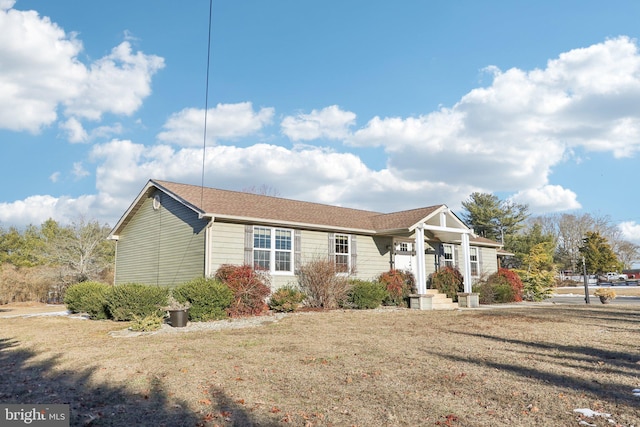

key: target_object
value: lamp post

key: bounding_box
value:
[582,256,590,304]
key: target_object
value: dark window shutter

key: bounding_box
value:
[294,229,301,272]
[328,233,335,262]
[244,225,253,266]
[350,235,357,274]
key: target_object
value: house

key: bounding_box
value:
[109,179,506,297]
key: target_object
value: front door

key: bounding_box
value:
[394,241,415,274]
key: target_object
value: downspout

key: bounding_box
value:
[202,215,215,277]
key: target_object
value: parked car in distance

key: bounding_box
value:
[604,272,628,281]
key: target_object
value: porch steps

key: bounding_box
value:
[425,289,459,310]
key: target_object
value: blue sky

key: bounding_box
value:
[1,0,640,245]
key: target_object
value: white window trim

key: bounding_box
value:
[469,246,479,277]
[334,233,351,275]
[442,243,455,268]
[253,226,295,275]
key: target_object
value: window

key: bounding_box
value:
[442,244,455,268]
[470,247,479,276]
[253,227,293,273]
[335,234,350,273]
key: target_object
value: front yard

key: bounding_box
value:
[1,305,639,426]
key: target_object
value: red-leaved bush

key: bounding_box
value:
[214,264,271,317]
[377,269,416,306]
[478,268,524,303]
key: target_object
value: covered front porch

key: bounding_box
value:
[386,206,479,309]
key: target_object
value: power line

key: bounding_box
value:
[200,0,213,210]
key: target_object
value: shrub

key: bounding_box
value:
[347,279,387,309]
[173,277,233,321]
[516,270,554,302]
[268,285,306,312]
[429,267,464,302]
[474,268,524,304]
[297,258,351,309]
[129,313,164,332]
[0,263,55,304]
[378,269,416,306]
[106,283,169,321]
[215,264,271,317]
[594,288,616,300]
[64,281,112,319]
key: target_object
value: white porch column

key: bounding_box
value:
[415,224,427,294]
[461,232,472,293]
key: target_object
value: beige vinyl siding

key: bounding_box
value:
[353,235,392,280]
[115,192,207,286]
[208,222,245,271]
[478,246,498,276]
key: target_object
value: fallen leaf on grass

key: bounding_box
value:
[270,406,281,413]
[199,399,212,405]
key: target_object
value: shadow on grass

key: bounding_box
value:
[0,337,271,426]
[424,327,640,406]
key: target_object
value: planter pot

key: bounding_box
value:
[599,296,611,304]
[168,309,189,327]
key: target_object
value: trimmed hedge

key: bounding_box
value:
[106,283,169,321]
[173,277,233,321]
[268,285,306,312]
[64,281,112,319]
[348,279,387,309]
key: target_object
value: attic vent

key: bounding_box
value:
[152,194,161,210]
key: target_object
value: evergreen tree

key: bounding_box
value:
[579,231,620,274]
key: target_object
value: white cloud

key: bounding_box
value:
[281,105,356,141]
[0,1,15,11]
[0,5,163,133]
[619,221,640,245]
[348,36,640,196]
[59,117,88,143]
[0,194,97,226]
[49,172,60,183]
[72,162,90,179]
[157,103,274,147]
[510,185,581,214]
[63,41,164,120]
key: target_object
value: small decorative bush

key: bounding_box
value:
[173,277,233,321]
[378,269,416,306]
[429,267,464,302]
[474,268,524,304]
[594,288,616,304]
[129,313,164,332]
[347,279,387,309]
[215,264,271,317]
[64,281,112,319]
[297,257,350,309]
[268,285,306,312]
[106,283,169,321]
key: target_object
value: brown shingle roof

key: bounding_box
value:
[153,180,443,233]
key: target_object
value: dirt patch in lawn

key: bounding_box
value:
[1,305,639,426]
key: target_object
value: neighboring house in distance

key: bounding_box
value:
[109,179,507,294]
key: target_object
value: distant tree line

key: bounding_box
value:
[0,217,114,303]
[461,192,639,276]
